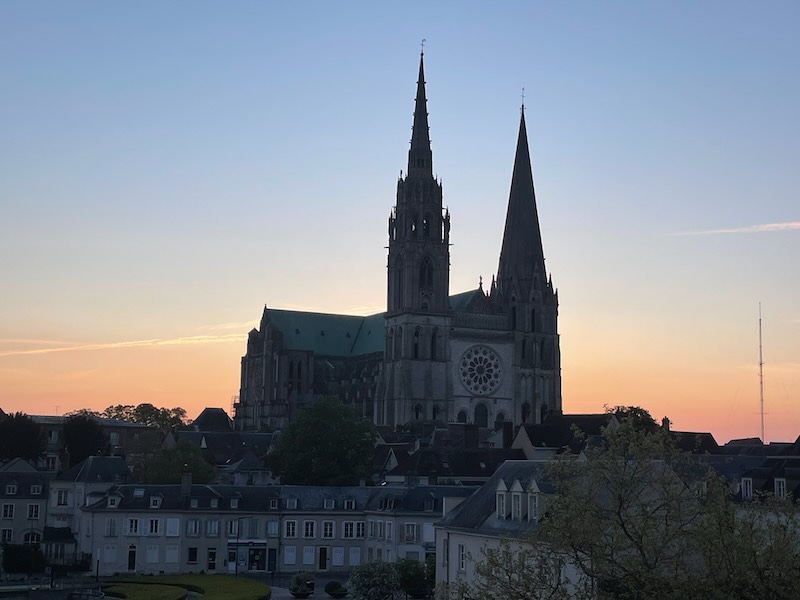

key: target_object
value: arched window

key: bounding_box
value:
[457,410,468,424]
[395,326,403,359]
[414,403,423,420]
[419,257,434,291]
[521,339,527,361]
[413,328,420,359]
[495,412,505,430]
[522,403,531,423]
[423,213,431,238]
[430,329,438,360]
[474,404,488,428]
[432,405,440,420]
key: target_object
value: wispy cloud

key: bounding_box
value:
[672,221,800,236]
[0,334,246,358]
[196,321,257,332]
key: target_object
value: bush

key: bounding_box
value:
[324,580,348,598]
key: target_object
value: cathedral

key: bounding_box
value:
[233,53,561,432]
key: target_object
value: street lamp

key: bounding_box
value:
[234,516,247,576]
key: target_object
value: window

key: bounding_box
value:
[322,521,334,539]
[57,490,68,506]
[226,520,238,536]
[126,518,139,535]
[303,520,315,538]
[24,532,41,544]
[368,520,375,538]
[267,520,279,537]
[496,492,506,519]
[2,504,14,519]
[1,529,11,543]
[207,548,217,571]
[133,488,145,498]
[206,519,219,537]
[376,521,384,539]
[166,518,180,537]
[269,499,279,510]
[404,523,417,543]
[26,504,39,520]
[105,519,117,537]
[344,499,356,510]
[149,497,161,508]
[148,519,160,535]
[31,485,42,495]
[286,498,298,509]
[356,521,365,538]
[187,519,200,536]
[285,520,297,538]
[324,498,335,510]
[742,478,754,500]
[775,478,787,499]
[230,498,239,509]
[187,547,198,564]
[442,538,448,566]
[512,493,522,520]
[45,456,57,471]
[108,496,118,508]
[210,498,218,508]
[386,521,393,541]
[5,484,17,495]
[247,518,258,538]
[146,544,159,563]
[48,430,59,443]
[343,522,355,539]
[109,432,120,447]
[424,498,434,512]
[190,498,198,508]
[528,493,539,521]
[458,544,466,572]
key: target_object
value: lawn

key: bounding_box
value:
[104,574,271,600]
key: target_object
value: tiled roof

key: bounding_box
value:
[263,309,385,356]
[55,455,131,483]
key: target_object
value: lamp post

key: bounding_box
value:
[234,516,247,576]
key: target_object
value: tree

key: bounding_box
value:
[348,560,399,600]
[102,403,191,433]
[396,557,429,599]
[141,440,214,484]
[267,397,377,485]
[1,543,46,575]
[62,414,108,468]
[0,412,44,461]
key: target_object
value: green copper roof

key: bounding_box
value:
[264,309,385,356]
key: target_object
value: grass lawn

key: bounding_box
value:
[104,574,271,600]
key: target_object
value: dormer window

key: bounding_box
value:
[108,496,118,508]
[149,497,161,509]
[496,492,507,519]
[741,478,753,501]
[286,498,298,510]
[133,488,145,499]
[230,499,239,509]
[775,478,787,499]
[344,499,356,510]
[512,493,522,520]
[528,493,540,521]
[210,499,218,508]
[190,498,198,509]
[324,499,335,510]
[269,499,278,510]
[31,485,42,496]
[423,498,434,512]
[5,485,17,495]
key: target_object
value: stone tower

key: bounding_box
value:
[379,52,452,425]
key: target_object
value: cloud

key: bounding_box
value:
[672,221,800,236]
[0,334,246,358]
[196,321,257,332]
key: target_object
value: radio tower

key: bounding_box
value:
[758,303,765,442]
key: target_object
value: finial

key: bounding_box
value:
[479,275,483,290]
[521,87,525,114]
[420,38,426,56]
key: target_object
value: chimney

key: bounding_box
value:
[661,417,671,431]
[180,464,192,498]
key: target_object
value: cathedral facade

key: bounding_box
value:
[233,53,561,432]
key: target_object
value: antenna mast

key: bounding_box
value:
[758,302,765,442]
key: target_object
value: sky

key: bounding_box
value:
[1,2,798,444]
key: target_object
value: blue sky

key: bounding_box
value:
[1,1,798,442]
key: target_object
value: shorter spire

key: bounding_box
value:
[407,49,433,177]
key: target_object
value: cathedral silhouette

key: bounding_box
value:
[234,53,561,432]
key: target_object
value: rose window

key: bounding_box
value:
[459,345,502,395]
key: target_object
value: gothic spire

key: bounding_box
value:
[496,107,547,300]
[407,51,433,177]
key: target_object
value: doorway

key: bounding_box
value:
[127,545,136,571]
[318,547,328,571]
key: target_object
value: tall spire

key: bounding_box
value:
[408,50,433,177]
[496,107,547,300]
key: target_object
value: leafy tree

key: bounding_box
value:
[267,397,377,485]
[0,412,44,461]
[62,414,108,468]
[396,557,434,599]
[141,440,214,484]
[348,560,399,600]
[102,403,191,433]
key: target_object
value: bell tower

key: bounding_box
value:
[379,51,452,426]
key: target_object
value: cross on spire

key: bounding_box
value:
[420,38,426,55]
